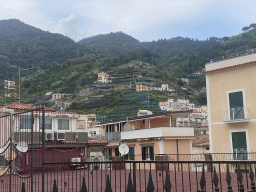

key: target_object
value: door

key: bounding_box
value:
[229,91,244,120]
[232,131,247,160]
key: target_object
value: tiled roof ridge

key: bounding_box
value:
[88,137,110,144]
[0,102,78,114]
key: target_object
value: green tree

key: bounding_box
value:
[114,94,121,103]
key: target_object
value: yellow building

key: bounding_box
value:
[97,72,111,83]
[205,51,256,160]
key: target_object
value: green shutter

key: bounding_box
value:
[232,132,247,149]
[142,147,146,160]
[129,147,135,160]
[229,91,243,108]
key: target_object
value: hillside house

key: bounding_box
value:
[205,50,256,160]
[136,84,148,92]
[55,100,72,110]
[52,93,70,100]
[97,72,111,83]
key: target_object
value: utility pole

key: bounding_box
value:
[11,66,36,102]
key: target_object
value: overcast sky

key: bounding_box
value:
[1,0,256,42]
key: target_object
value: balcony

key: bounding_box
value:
[223,107,249,123]
[121,127,194,140]
[91,132,121,141]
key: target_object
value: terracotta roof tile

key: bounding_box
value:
[203,61,256,74]
[88,137,110,144]
[32,137,109,145]
[0,102,77,114]
[192,134,209,147]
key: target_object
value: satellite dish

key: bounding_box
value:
[16,141,28,153]
[0,148,4,154]
[118,144,129,156]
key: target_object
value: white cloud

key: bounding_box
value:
[54,14,86,41]
[1,0,256,41]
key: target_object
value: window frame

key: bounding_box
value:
[141,146,154,160]
[20,117,32,130]
[40,118,53,130]
[227,89,246,120]
[229,129,249,160]
[58,119,70,131]
[125,146,135,160]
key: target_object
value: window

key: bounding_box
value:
[76,120,85,130]
[115,148,120,156]
[142,120,145,124]
[105,148,112,160]
[232,131,248,160]
[125,147,135,160]
[40,119,52,130]
[20,118,32,129]
[58,119,69,130]
[229,91,244,120]
[142,146,154,160]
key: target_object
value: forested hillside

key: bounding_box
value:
[1,19,256,119]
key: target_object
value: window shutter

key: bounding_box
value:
[109,149,112,157]
[129,147,135,160]
[115,148,119,156]
[142,147,146,160]
[150,146,154,160]
[229,91,243,108]
[232,132,247,149]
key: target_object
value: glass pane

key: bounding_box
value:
[229,91,244,119]
[40,119,52,130]
[20,118,32,129]
[58,119,69,130]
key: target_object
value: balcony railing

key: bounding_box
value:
[91,132,121,141]
[223,107,249,122]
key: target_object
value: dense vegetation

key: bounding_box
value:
[1,19,256,119]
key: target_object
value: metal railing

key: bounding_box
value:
[223,107,249,122]
[3,160,256,191]
[210,48,256,63]
[91,132,121,141]
[110,153,256,162]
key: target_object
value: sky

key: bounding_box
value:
[1,0,256,42]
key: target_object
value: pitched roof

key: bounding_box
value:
[203,60,255,74]
[192,134,209,147]
[0,102,77,114]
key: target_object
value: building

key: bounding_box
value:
[159,99,174,111]
[161,84,169,91]
[92,111,194,162]
[136,84,148,92]
[0,102,109,172]
[97,72,111,83]
[52,93,70,100]
[205,50,256,159]
[55,100,72,111]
